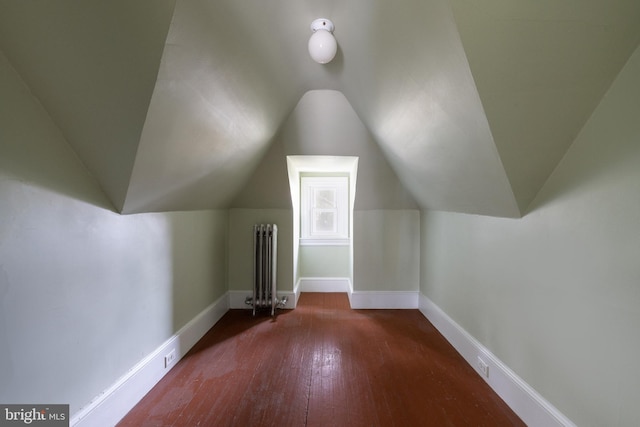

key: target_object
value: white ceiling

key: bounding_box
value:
[0,0,638,217]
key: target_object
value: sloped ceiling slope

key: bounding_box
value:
[0,0,177,212]
[122,1,304,213]
[231,90,420,211]
[124,0,520,216]
[1,1,638,217]
[450,0,640,212]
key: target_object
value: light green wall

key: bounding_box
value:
[354,210,420,292]
[168,211,228,331]
[0,51,228,416]
[227,209,294,292]
[298,245,351,278]
[420,44,640,427]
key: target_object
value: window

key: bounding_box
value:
[300,176,349,245]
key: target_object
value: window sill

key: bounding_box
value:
[300,238,350,246]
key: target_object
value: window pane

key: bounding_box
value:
[313,210,336,233]
[315,189,336,209]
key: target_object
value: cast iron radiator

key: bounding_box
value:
[245,224,287,316]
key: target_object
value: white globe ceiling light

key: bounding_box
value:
[308,18,337,64]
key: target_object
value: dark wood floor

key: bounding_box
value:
[118,293,524,426]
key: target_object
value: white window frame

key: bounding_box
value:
[300,176,349,246]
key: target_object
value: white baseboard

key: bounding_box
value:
[298,277,351,292]
[228,290,297,309]
[71,293,230,427]
[418,293,575,427]
[349,290,419,309]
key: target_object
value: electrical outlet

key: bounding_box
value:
[164,349,177,368]
[477,356,489,378]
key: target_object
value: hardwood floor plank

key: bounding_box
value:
[118,293,524,426]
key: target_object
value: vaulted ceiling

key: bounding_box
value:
[1,0,638,217]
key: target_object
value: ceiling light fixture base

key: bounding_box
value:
[310,18,334,33]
